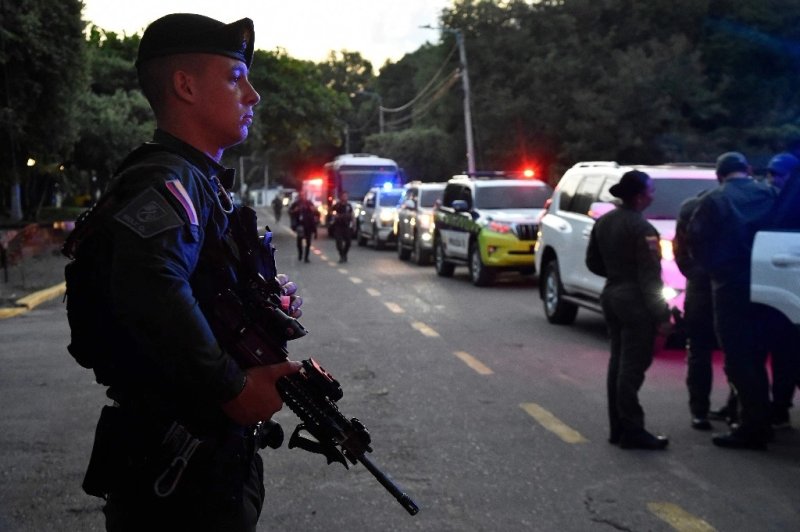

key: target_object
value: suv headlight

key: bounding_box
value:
[417,213,432,230]
[660,239,674,261]
[487,220,513,234]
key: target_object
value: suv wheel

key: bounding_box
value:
[356,224,367,246]
[542,259,578,324]
[434,237,454,277]
[372,224,384,250]
[469,244,494,286]
[412,234,428,265]
[397,238,411,260]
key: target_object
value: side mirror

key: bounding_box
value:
[452,199,469,213]
[588,201,616,219]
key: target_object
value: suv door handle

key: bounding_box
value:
[582,228,592,237]
[771,254,800,267]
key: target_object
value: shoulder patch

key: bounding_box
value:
[165,180,199,225]
[114,187,184,238]
[645,235,660,253]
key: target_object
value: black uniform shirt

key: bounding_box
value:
[586,204,668,320]
[104,129,246,424]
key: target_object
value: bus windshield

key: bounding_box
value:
[338,167,400,199]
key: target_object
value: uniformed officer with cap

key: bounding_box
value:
[69,13,302,531]
[688,151,777,449]
[586,170,671,450]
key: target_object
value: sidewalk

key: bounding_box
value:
[0,206,285,320]
[0,250,67,319]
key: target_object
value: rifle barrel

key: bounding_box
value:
[357,454,419,516]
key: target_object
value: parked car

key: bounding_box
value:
[751,230,800,326]
[395,181,446,265]
[534,162,717,345]
[433,173,553,286]
[356,185,404,249]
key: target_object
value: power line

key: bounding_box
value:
[380,42,458,114]
[384,69,460,130]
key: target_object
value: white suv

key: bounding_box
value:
[355,186,404,249]
[535,162,717,331]
[752,230,800,326]
[395,181,446,265]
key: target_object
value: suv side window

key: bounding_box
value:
[364,191,376,208]
[568,175,606,215]
[442,183,471,208]
[556,174,581,212]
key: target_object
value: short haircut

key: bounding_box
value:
[137,54,207,118]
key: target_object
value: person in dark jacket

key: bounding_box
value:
[760,152,800,429]
[289,194,318,262]
[688,151,777,449]
[330,190,354,262]
[67,14,302,531]
[673,191,721,430]
[586,170,671,450]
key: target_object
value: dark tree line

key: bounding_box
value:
[2,0,799,219]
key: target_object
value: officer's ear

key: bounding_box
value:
[172,69,198,103]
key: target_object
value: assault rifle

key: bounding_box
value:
[209,205,419,516]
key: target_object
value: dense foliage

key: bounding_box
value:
[2,0,799,217]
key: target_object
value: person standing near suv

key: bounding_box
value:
[688,152,777,449]
[331,190,354,262]
[586,170,671,450]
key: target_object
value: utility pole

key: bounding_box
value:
[421,25,476,174]
[453,29,476,175]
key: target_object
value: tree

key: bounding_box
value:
[0,0,87,219]
[244,49,350,188]
[72,27,152,197]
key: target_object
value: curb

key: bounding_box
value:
[0,282,66,320]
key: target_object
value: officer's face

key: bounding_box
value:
[640,179,655,210]
[194,55,261,150]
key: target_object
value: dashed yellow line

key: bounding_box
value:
[384,302,405,314]
[338,268,348,274]
[647,502,716,532]
[349,277,363,284]
[519,403,588,444]
[453,351,493,375]
[411,321,439,337]
[366,288,381,297]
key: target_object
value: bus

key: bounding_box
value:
[321,153,404,229]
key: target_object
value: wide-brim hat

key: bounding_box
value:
[136,13,254,68]
[609,170,650,200]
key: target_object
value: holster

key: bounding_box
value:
[82,405,128,498]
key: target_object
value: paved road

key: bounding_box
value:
[1,206,798,531]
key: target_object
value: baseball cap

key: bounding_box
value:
[715,152,749,177]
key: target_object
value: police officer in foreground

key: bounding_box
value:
[586,170,671,450]
[688,152,777,449]
[67,14,302,530]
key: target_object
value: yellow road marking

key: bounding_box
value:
[519,403,588,444]
[349,277,363,284]
[411,321,439,337]
[647,502,716,532]
[338,268,349,274]
[453,351,493,375]
[366,288,381,297]
[384,302,405,314]
[327,261,337,267]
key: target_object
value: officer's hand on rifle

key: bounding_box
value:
[222,361,302,425]
[277,273,303,318]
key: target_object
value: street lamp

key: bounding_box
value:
[355,90,385,134]
[421,25,476,175]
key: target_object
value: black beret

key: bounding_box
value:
[715,151,749,177]
[609,170,650,200]
[136,13,254,68]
